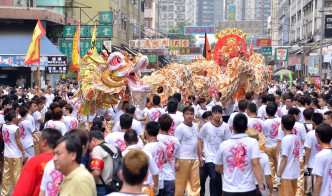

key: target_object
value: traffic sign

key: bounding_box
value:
[262,47,272,56]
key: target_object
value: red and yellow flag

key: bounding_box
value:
[72,23,81,69]
[24,19,46,65]
[250,39,254,56]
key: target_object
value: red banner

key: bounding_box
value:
[256,39,271,47]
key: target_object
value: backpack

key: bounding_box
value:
[98,143,123,194]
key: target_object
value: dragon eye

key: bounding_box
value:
[157,87,163,93]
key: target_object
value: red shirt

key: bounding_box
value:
[13,152,53,196]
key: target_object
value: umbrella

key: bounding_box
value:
[273,69,294,76]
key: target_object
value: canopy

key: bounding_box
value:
[274,69,294,76]
[0,34,64,56]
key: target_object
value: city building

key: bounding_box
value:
[196,0,215,26]
[0,0,75,87]
[144,0,160,37]
[71,0,144,48]
[271,0,332,79]
[159,0,186,34]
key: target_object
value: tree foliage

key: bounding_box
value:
[164,21,196,47]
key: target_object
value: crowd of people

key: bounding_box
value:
[0,78,331,196]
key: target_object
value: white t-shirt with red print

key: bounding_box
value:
[277,122,306,157]
[157,134,180,181]
[63,115,78,131]
[143,141,167,189]
[18,119,35,149]
[112,119,143,136]
[105,132,143,153]
[174,122,199,160]
[2,124,22,158]
[304,130,324,168]
[199,121,231,163]
[40,160,64,196]
[257,105,267,120]
[278,133,301,179]
[312,148,332,196]
[247,117,264,133]
[167,113,183,136]
[262,118,281,147]
[148,107,165,122]
[45,120,67,136]
[214,134,260,192]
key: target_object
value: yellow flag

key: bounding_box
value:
[24,19,46,65]
[90,24,97,53]
[72,23,81,69]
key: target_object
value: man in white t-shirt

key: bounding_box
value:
[246,103,264,133]
[174,106,201,195]
[144,121,167,193]
[297,96,306,123]
[122,130,159,195]
[114,97,129,124]
[147,95,165,122]
[257,94,268,120]
[281,94,293,116]
[228,99,249,132]
[198,105,231,196]
[45,88,54,108]
[105,149,150,196]
[214,113,264,195]
[157,114,180,196]
[34,98,45,132]
[105,114,143,153]
[222,98,235,123]
[323,111,332,126]
[165,99,184,136]
[261,102,280,189]
[113,105,143,140]
[196,98,212,126]
[275,115,301,196]
[304,113,324,175]
[312,123,332,196]
[63,104,78,131]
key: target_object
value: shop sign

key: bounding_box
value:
[47,56,67,65]
[170,39,190,47]
[256,39,271,47]
[100,12,113,24]
[295,64,302,71]
[179,47,201,55]
[275,48,288,61]
[47,66,68,74]
[0,56,48,67]
[184,26,215,35]
[147,53,157,63]
[129,39,170,49]
[59,40,103,62]
[262,47,272,56]
[325,15,332,38]
[308,56,320,76]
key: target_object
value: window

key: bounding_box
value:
[144,19,148,27]
[161,5,167,11]
[169,13,174,19]
[161,14,167,19]
[169,5,174,11]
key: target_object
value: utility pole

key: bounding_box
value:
[319,0,325,83]
[138,0,141,53]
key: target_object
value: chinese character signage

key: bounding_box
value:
[47,56,67,65]
[256,39,271,47]
[262,47,272,56]
[0,56,48,67]
[275,48,288,61]
[100,12,113,24]
[63,26,75,37]
[59,40,102,62]
[103,41,112,52]
[129,39,170,49]
[179,47,201,55]
[325,15,332,38]
[184,26,215,35]
[47,66,68,74]
[227,4,236,21]
[145,53,157,63]
[171,39,190,47]
[100,26,112,37]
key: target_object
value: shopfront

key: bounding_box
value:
[0,34,66,88]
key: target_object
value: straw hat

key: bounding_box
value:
[246,128,266,147]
